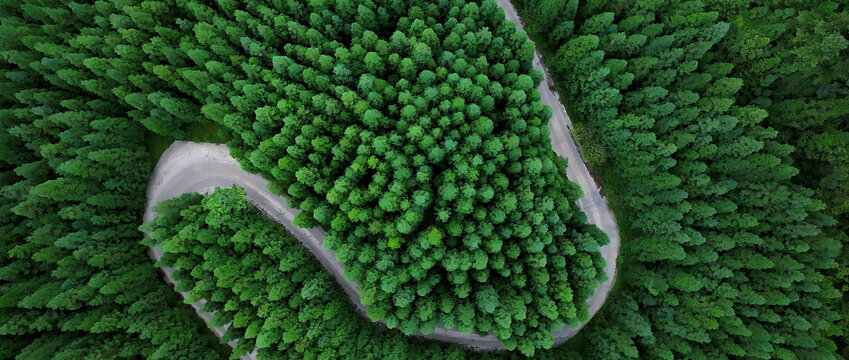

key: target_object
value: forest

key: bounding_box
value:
[0,0,847,359]
[512,0,848,358]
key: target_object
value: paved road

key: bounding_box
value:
[143,1,619,354]
[495,0,621,346]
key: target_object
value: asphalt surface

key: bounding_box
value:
[143,0,619,354]
[495,0,621,345]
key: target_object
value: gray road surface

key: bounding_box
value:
[495,0,621,345]
[142,0,619,354]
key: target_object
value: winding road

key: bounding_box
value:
[143,0,619,356]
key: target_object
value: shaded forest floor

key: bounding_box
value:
[146,122,230,162]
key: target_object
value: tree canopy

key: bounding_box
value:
[1,0,846,358]
[510,0,844,358]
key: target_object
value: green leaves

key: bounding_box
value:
[425,227,443,247]
[0,0,619,356]
[516,0,845,358]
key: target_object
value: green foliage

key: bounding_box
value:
[514,0,842,359]
[146,187,473,359]
[700,2,849,354]
[0,2,230,358]
[54,0,607,354]
[1,0,608,356]
[3,0,844,358]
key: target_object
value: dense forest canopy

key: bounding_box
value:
[1,0,609,357]
[512,0,847,359]
[0,7,225,357]
[1,0,847,359]
[700,1,849,357]
[143,186,473,359]
[194,0,610,352]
